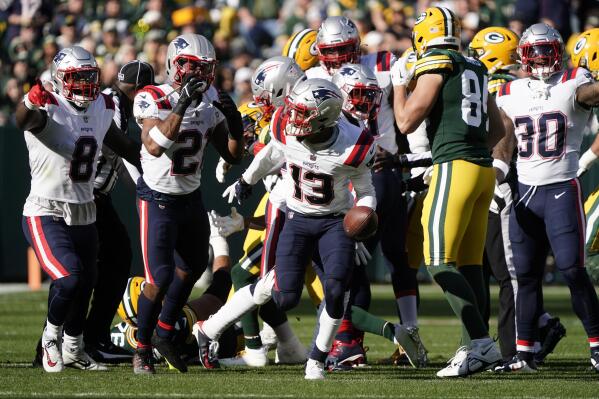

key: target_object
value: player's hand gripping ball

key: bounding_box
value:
[343,206,378,241]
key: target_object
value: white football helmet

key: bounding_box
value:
[518,23,564,80]
[284,78,343,137]
[332,63,382,120]
[316,16,361,74]
[251,56,306,116]
[51,46,100,107]
[166,33,216,92]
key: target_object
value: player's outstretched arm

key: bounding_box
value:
[15,80,49,134]
[486,95,506,150]
[104,121,142,172]
[241,141,285,185]
[578,133,599,176]
[394,74,443,134]
[576,81,599,107]
[210,90,244,165]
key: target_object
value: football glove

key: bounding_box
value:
[222,177,252,204]
[391,57,415,87]
[354,242,372,266]
[215,157,231,184]
[210,207,245,237]
[24,79,51,110]
[174,75,204,115]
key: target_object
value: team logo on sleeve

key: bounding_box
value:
[173,37,190,54]
[312,88,341,103]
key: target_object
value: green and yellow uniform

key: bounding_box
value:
[488,73,516,96]
[415,49,495,269]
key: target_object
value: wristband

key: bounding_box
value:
[149,126,175,149]
[492,159,510,179]
[210,235,229,258]
[23,95,39,111]
[579,148,599,170]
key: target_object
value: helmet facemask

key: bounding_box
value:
[173,55,216,92]
[343,84,382,120]
[518,41,562,80]
[317,40,360,74]
[284,96,320,137]
[253,92,275,119]
[57,66,100,107]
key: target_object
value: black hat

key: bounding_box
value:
[117,60,155,89]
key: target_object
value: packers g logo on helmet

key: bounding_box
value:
[283,29,319,71]
[411,7,461,57]
[468,27,519,74]
[484,32,505,44]
[117,277,146,327]
[570,28,599,77]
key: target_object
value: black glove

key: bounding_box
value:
[400,173,428,193]
[213,90,243,140]
[234,177,252,203]
[372,147,397,172]
[174,75,204,116]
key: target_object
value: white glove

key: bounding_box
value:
[215,157,231,184]
[577,148,599,177]
[211,207,245,237]
[391,56,415,87]
[422,166,434,186]
[207,211,229,257]
[354,242,372,266]
[222,181,237,204]
[263,174,280,192]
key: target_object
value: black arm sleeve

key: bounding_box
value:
[103,122,142,173]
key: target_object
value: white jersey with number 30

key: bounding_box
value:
[133,84,224,195]
[496,67,594,185]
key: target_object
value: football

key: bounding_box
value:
[343,206,378,241]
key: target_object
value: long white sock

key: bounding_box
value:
[62,332,82,351]
[202,286,257,340]
[396,296,418,327]
[314,308,342,353]
[43,320,62,341]
[273,321,295,343]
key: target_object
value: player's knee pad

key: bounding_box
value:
[272,290,302,312]
[560,265,590,288]
[324,278,346,319]
[151,264,175,289]
[53,274,80,299]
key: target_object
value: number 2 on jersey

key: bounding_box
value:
[289,164,334,205]
[171,130,203,175]
[461,69,488,128]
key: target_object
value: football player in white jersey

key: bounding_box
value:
[130,33,244,374]
[192,78,376,380]
[305,15,422,366]
[494,23,599,373]
[15,46,142,373]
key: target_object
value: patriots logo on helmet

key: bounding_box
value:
[173,37,190,54]
[339,67,357,76]
[138,100,150,110]
[312,88,341,103]
[254,69,268,86]
[53,52,66,65]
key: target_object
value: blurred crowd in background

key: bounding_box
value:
[2,0,599,126]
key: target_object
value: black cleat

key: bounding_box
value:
[151,334,188,373]
[535,318,566,364]
[133,348,155,375]
[192,321,220,369]
[86,340,133,364]
[494,352,537,373]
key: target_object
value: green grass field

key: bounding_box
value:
[1,284,598,398]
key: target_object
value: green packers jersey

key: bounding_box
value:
[414,49,492,166]
[488,72,516,96]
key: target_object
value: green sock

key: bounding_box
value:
[428,263,488,346]
[351,306,396,343]
[231,262,262,349]
[459,265,487,324]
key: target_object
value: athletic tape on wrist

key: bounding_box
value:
[149,126,175,149]
[492,159,510,178]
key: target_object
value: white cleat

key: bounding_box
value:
[41,334,64,373]
[275,336,308,364]
[260,323,278,351]
[220,346,269,367]
[437,338,501,378]
[63,334,108,371]
[305,358,326,380]
[394,323,419,368]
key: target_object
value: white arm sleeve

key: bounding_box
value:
[351,166,377,210]
[121,159,141,183]
[242,141,285,185]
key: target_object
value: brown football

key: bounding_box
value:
[343,206,378,241]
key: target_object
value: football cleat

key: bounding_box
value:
[133,348,155,375]
[260,323,278,351]
[534,317,566,364]
[85,340,133,364]
[275,335,308,364]
[305,358,326,380]
[192,321,220,369]
[437,338,501,378]
[220,346,269,367]
[33,337,43,368]
[325,339,365,371]
[62,334,107,371]
[394,324,420,368]
[494,353,537,373]
[151,333,188,373]
[406,326,429,367]
[41,335,64,373]
[591,349,599,373]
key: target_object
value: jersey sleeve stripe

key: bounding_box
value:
[498,81,512,97]
[271,108,286,144]
[143,86,172,110]
[561,67,578,82]
[344,130,374,167]
[415,62,453,77]
[376,52,392,71]
[488,79,506,95]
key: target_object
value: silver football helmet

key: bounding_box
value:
[332,63,382,120]
[316,16,361,74]
[518,23,564,80]
[284,78,343,137]
[51,46,100,107]
[166,33,216,92]
[251,56,306,116]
